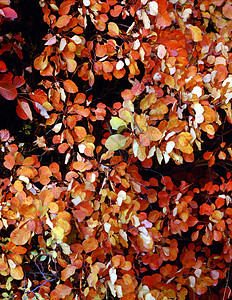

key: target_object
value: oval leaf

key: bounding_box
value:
[63,79,78,93]
[0,82,17,100]
[105,134,128,151]
[10,228,31,245]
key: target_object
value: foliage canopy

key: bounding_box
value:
[1,0,232,299]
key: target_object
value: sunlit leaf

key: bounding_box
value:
[10,228,31,245]
[105,134,128,151]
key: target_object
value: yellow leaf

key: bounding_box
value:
[52,226,65,241]
[108,22,119,37]
[189,26,202,42]
[10,265,24,280]
[105,134,128,151]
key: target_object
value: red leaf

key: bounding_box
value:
[0,61,6,72]
[2,7,17,18]
[16,99,33,121]
[13,76,25,88]
[199,203,213,216]
[0,82,17,100]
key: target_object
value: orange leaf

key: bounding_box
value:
[72,161,86,171]
[34,55,48,71]
[102,61,113,73]
[82,237,98,253]
[49,162,60,173]
[189,26,203,42]
[39,166,52,177]
[95,43,107,57]
[17,166,37,179]
[63,79,78,93]
[108,22,119,37]
[74,126,87,139]
[218,151,226,160]
[51,284,72,299]
[199,203,213,216]
[61,265,77,281]
[55,15,71,28]
[146,127,162,141]
[10,228,31,245]
[156,10,171,28]
[213,230,222,242]
[10,265,24,280]
[66,58,77,73]
[3,154,15,170]
[58,143,69,154]
[222,4,232,20]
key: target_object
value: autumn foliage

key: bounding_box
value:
[1,0,232,299]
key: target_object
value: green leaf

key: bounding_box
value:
[105,134,128,151]
[110,117,127,131]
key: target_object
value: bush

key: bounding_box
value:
[0,0,232,299]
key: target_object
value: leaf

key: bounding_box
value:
[0,129,10,141]
[61,265,77,281]
[199,203,213,216]
[108,22,119,37]
[10,228,31,245]
[3,154,15,170]
[0,82,17,100]
[146,127,162,141]
[102,61,113,73]
[149,1,158,16]
[110,117,127,131]
[63,79,78,93]
[66,59,77,73]
[13,76,25,88]
[82,237,98,253]
[189,26,203,42]
[141,10,150,29]
[0,61,6,72]
[109,267,117,285]
[10,265,24,280]
[51,284,72,298]
[156,10,171,28]
[55,15,70,28]
[105,134,128,151]
[157,44,166,59]
[222,4,232,19]
[2,7,17,18]
[44,35,57,46]
[16,100,33,121]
